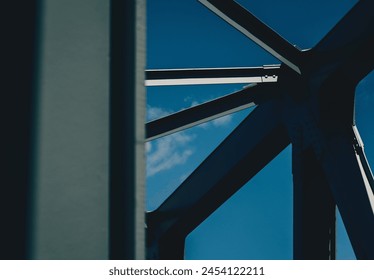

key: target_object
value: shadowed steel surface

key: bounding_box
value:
[146,83,278,141]
[313,0,374,53]
[147,100,290,259]
[308,0,374,83]
[319,126,374,259]
[146,65,280,86]
[198,0,302,74]
[2,1,39,259]
[146,0,374,260]
[292,148,336,260]
[353,126,374,194]
[110,0,146,259]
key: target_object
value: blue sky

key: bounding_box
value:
[146,0,373,259]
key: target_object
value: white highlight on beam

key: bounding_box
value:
[198,0,301,74]
[355,153,374,213]
[353,125,374,212]
[146,102,256,141]
[146,76,277,86]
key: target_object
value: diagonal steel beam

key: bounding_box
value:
[352,126,374,195]
[318,125,374,259]
[2,0,39,260]
[313,0,374,53]
[308,0,374,85]
[198,0,302,74]
[146,83,279,141]
[145,65,280,86]
[333,34,374,87]
[147,99,290,259]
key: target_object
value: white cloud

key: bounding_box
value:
[145,100,232,178]
[212,114,233,127]
[147,131,195,177]
[145,142,152,153]
[196,122,210,129]
[184,96,192,103]
[191,100,200,107]
[179,173,189,184]
[189,99,233,128]
[147,106,172,121]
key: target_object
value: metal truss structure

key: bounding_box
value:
[145,0,374,259]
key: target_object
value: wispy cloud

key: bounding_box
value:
[147,106,172,121]
[179,173,189,184]
[212,114,233,127]
[190,100,233,128]
[145,141,152,153]
[147,132,195,177]
[145,102,232,178]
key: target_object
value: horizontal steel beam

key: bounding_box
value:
[147,99,290,259]
[198,0,302,74]
[145,65,280,86]
[146,83,279,141]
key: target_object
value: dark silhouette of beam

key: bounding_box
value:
[1,1,40,260]
[146,83,278,140]
[319,126,374,259]
[146,65,280,86]
[147,100,290,259]
[110,0,146,260]
[292,148,336,260]
[313,0,374,53]
[146,0,374,260]
[198,0,302,73]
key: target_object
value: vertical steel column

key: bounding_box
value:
[31,0,110,259]
[293,147,336,259]
[1,1,40,259]
[110,0,146,259]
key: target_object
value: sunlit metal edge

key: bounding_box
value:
[146,102,256,141]
[198,0,301,74]
[146,76,278,86]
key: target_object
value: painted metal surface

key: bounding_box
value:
[146,65,280,86]
[146,0,374,259]
[146,83,278,141]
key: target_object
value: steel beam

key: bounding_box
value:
[146,65,280,86]
[147,99,290,259]
[311,70,374,259]
[308,0,374,82]
[334,34,374,88]
[313,0,374,54]
[318,125,374,259]
[282,79,338,260]
[146,0,374,260]
[292,147,336,260]
[31,0,111,259]
[146,83,278,141]
[353,126,374,194]
[1,1,40,260]
[110,0,146,260]
[198,0,302,74]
